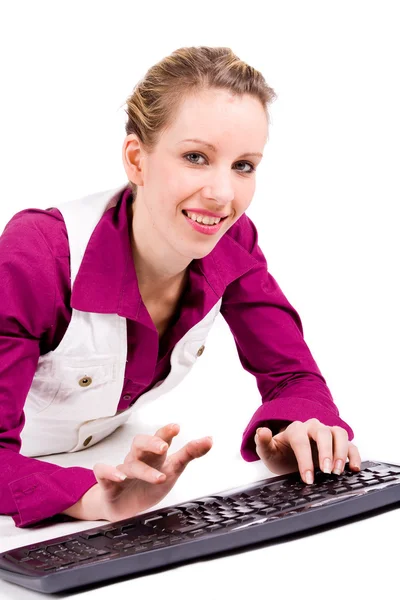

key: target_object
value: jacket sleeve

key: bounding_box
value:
[220,214,354,462]
[0,212,97,527]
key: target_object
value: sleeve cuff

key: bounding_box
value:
[240,396,355,462]
[9,466,98,528]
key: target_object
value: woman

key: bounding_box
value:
[0,46,361,528]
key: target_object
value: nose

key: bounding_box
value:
[202,170,235,207]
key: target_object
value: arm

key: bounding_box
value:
[0,211,97,527]
[61,483,103,521]
[221,214,354,462]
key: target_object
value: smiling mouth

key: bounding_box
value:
[181,210,229,222]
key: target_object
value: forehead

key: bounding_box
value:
[164,89,268,147]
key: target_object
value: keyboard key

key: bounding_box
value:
[46,544,67,554]
[237,514,257,523]
[221,519,237,527]
[105,529,128,539]
[21,558,51,570]
[190,530,205,538]
[274,502,294,510]
[180,502,199,510]
[329,486,350,494]
[151,540,169,548]
[235,506,255,514]
[388,467,400,474]
[219,511,239,519]
[79,530,104,540]
[144,516,164,527]
[132,545,151,553]
[259,507,280,515]
[205,515,225,524]
[346,482,366,490]
[63,540,95,553]
[247,501,267,510]
[292,498,309,506]
[206,524,223,531]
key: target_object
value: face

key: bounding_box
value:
[123,88,268,262]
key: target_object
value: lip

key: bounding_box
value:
[183,212,225,235]
[182,208,230,218]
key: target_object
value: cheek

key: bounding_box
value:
[156,163,187,194]
[242,185,256,209]
[168,175,197,202]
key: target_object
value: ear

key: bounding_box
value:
[122,134,146,186]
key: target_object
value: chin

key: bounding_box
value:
[190,246,217,260]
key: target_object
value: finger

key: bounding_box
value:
[307,420,334,473]
[331,426,349,475]
[254,427,275,462]
[347,442,362,471]
[168,437,213,476]
[285,422,315,484]
[154,422,180,445]
[93,462,129,486]
[116,459,167,483]
[129,423,180,458]
[130,434,170,457]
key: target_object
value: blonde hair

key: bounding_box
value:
[122,46,277,197]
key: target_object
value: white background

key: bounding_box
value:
[0,1,399,599]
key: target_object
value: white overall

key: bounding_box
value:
[20,186,222,458]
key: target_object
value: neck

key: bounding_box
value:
[129,198,190,292]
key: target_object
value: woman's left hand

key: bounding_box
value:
[254,418,362,484]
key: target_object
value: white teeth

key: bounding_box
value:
[184,210,222,225]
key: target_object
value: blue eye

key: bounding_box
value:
[185,153,205,165]
[184,153,255,174]
[236,161,256,174]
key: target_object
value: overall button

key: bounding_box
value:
[197,345,205,357]
[79,376,92,387]
[83,436,93,447]
[122,394,131,401]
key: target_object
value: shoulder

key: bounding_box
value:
[1,206,69,258]
[0,207,70,336]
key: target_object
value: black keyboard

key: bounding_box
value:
[1,459,400,594]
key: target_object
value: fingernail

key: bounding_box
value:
[333,459,343,475]
[160,443,168,451]
[157,472,166,480]
[323,458,332,474]
[305,470,314,484]
[115,470,127,481]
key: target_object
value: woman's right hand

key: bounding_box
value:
[92,423,213,523]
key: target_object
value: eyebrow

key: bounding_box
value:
[179,138,263,159]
